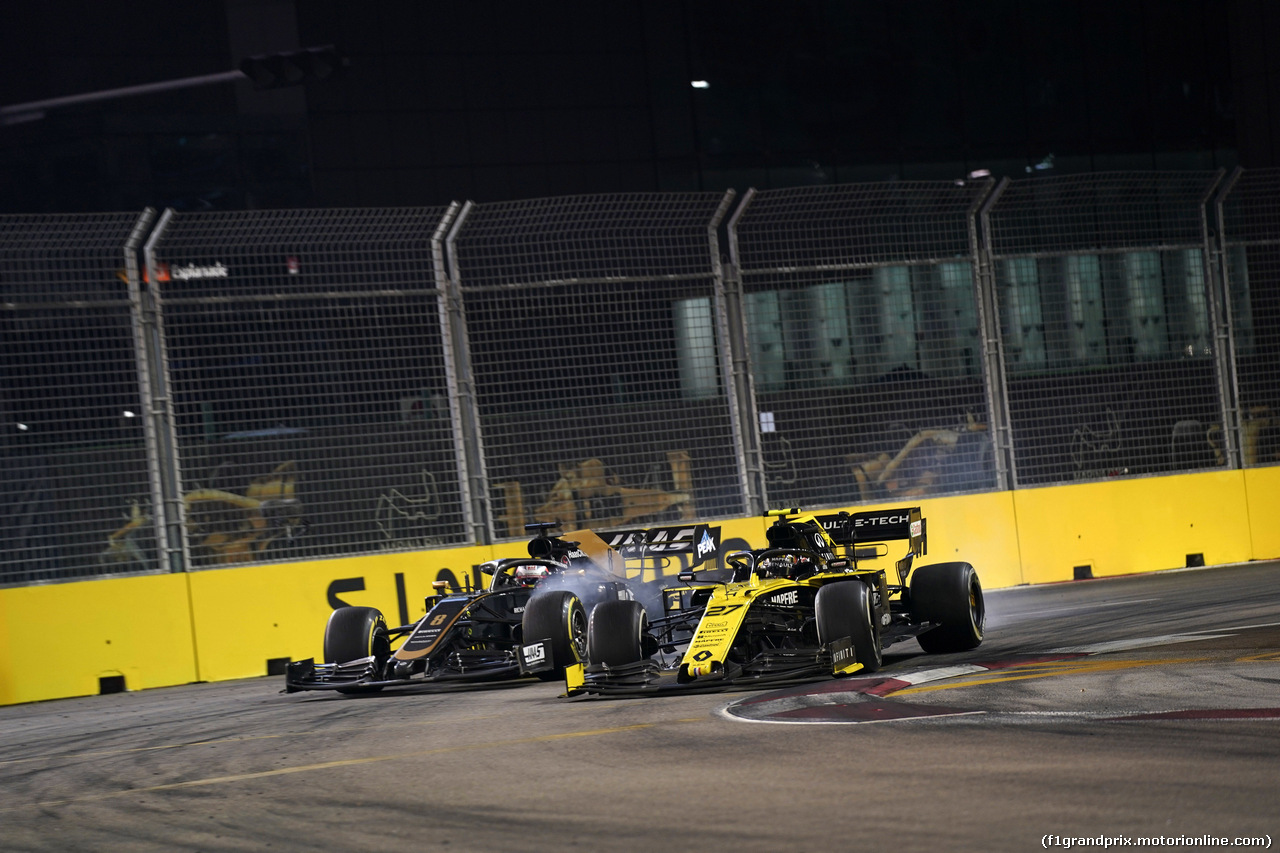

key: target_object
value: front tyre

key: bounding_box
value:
[324,606,390,664]
[815,580,881,674]
[522,590,587,679]
[587,599,649,667]
[910,561,984,654]
[323,606,390,694]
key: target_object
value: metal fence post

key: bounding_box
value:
[443,201,492,545]
[1203,168,1240,469]
[724,189,766,514]
[140,209,190,573]
[976,177,1015,490]
[1212,167,1246,469]
[709,188,764,516]
[123,208,162,570]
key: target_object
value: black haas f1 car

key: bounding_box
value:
[557,507,984,696]
[285,521,721,695]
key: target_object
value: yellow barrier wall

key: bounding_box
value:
[897,490,1024,589]
[2,468,1276,705]
[1012,470,1254,583]
[1244,466,1280,560]
[0,573,197,705]
[188,545,498,683]
[189,494,1023,684]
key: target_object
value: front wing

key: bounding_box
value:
[283,647,526,693]
[563,636,859,697]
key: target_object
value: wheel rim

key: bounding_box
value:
[968,576,985,635]
[569,606,587,659]
[866,590,882,665]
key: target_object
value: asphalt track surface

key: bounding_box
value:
[3,562,1279,852]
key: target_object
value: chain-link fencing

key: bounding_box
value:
[447,192,741,540]
[143,206,467,570]
[1,211,156,583]
[982,172,1230,485]
[1218,168,1280,469]
[729,180,999,509]
[2,171,1277,585]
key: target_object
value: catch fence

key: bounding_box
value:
[729,180,999,509]
[1,168,1276,584]
[142,206,466,572]
[1,211,156,583]
[982,171,1231,485]
[446,192,742,542]
[1218,169,1280,470]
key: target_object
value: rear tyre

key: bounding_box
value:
[522,590,588,679]
[910,561,984,654]
[323,606,390,694]
[815,580,881,674]
[587,599,649,667]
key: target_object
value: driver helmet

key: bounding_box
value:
[759,553,795,578]
[512,563,551,587]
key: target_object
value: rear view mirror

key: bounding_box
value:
[677,571,696,583]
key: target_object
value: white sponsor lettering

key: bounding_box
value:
[522,643,546,664]
[648,528,695,551]
[771,590,799,605]
[607,531,643,550]
[697,529,716,558]
[855,514,908,528]
[170,262,229,280]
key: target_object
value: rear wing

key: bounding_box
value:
[596,523,722,566]
[815,507,926,557]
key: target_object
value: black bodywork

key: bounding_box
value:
[285,524,624,693]
[285,522,722,694]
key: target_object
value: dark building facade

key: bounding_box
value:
[0,0,1276,214]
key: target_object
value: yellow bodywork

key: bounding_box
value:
[676,509,878,678]
[564,662,586,694]
[679,580,864,678]
[680,582,760,675]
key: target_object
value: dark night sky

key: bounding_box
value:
[0,0,1274,214]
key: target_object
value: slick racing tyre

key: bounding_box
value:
[815,580,881,674]
[522,590,587,680]
[323,606,390,694]
[324,606,390,664]
[909,561,985,654]
[587,599,649,667]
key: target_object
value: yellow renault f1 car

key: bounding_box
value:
[563,507,984,696]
